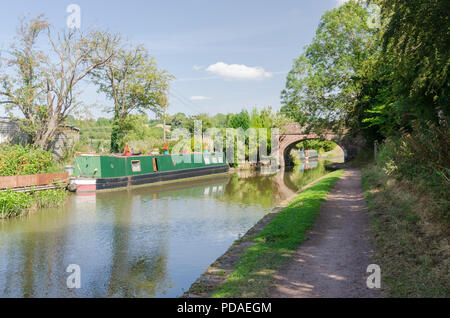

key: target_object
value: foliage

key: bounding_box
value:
[295,140,336,153]
[212,170,344,297]
[0,190,33,218]
[90,42,173,152]
[0,144,58,176]
[380,0,449,123]
[167,112,189,128]
[184,113,214,133]
[376,122,449,216]
[281,1,377,133]
[281,0,449,145]
[32,189,68,209]
[0,188,67,219]
[362,165,450,297]
[227,110,251,130]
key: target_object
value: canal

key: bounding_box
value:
[0,160,337,297]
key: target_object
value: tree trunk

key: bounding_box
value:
[33,116,59,151]
[110,112,123,154]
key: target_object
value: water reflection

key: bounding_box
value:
[0,162,331,298]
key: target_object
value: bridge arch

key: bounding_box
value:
[279,134,346,167]
[276,123,363,167]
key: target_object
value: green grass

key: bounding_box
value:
[0,189,68,219]
[212,170,344,298]
[0,191,33,218]
[362,164,450,297]
[32,189,68,209]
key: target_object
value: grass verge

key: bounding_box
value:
[362,164,450,297]
[0,189,68,219]
[211,169,344,298]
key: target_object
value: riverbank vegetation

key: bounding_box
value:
[0,144,59,176]
[0,189,67,219]
[361,127,449,297]
[0,145,68,219]
[211,170,344,297]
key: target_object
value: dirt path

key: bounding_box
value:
[270,168,379,298]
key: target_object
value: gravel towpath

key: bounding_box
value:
[270,168,379,298]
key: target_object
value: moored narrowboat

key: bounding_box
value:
[69,152,229,193]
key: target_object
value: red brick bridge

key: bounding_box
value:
[276,123,365,167]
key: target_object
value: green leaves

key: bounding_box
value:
[90,42,173,152]
[281,1,377,133]
[0,144,56,176]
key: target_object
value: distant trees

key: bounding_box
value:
[228,110,251,130]
[0,15,117,150]
[168,112,188,129]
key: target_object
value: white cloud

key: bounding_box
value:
[336,0,350,7]
[206,62,273,80]
[190,96,212,101]
[193,65,204,71]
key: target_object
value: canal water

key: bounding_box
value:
[0,160,338,297]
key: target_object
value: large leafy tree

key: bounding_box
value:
[377,0,449,125]
[91,44,173,152]
[352,0,449,141]
[0,16,116,150]
[281,0,378,134]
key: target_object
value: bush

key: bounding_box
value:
[0,144,58,176]
[377,122,449,218]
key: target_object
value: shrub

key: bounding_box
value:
[377,121,449,218]
[0,144,58,176]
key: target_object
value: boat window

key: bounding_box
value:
[131,160,141,172]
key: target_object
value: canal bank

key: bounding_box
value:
[184,169,344,298]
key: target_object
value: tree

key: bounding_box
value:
[91,43,173,152]
[211,113,228,128]
[281,1,378,134]
[168,112,188,128]
[379,0,449,124]
[0,15,117,150]
[185,113,213,133]
[228,110,251,130]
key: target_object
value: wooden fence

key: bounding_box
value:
[0,172,69,190]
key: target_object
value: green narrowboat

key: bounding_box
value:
[69,152,229,192]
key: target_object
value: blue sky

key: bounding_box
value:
[0,0,345,118]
